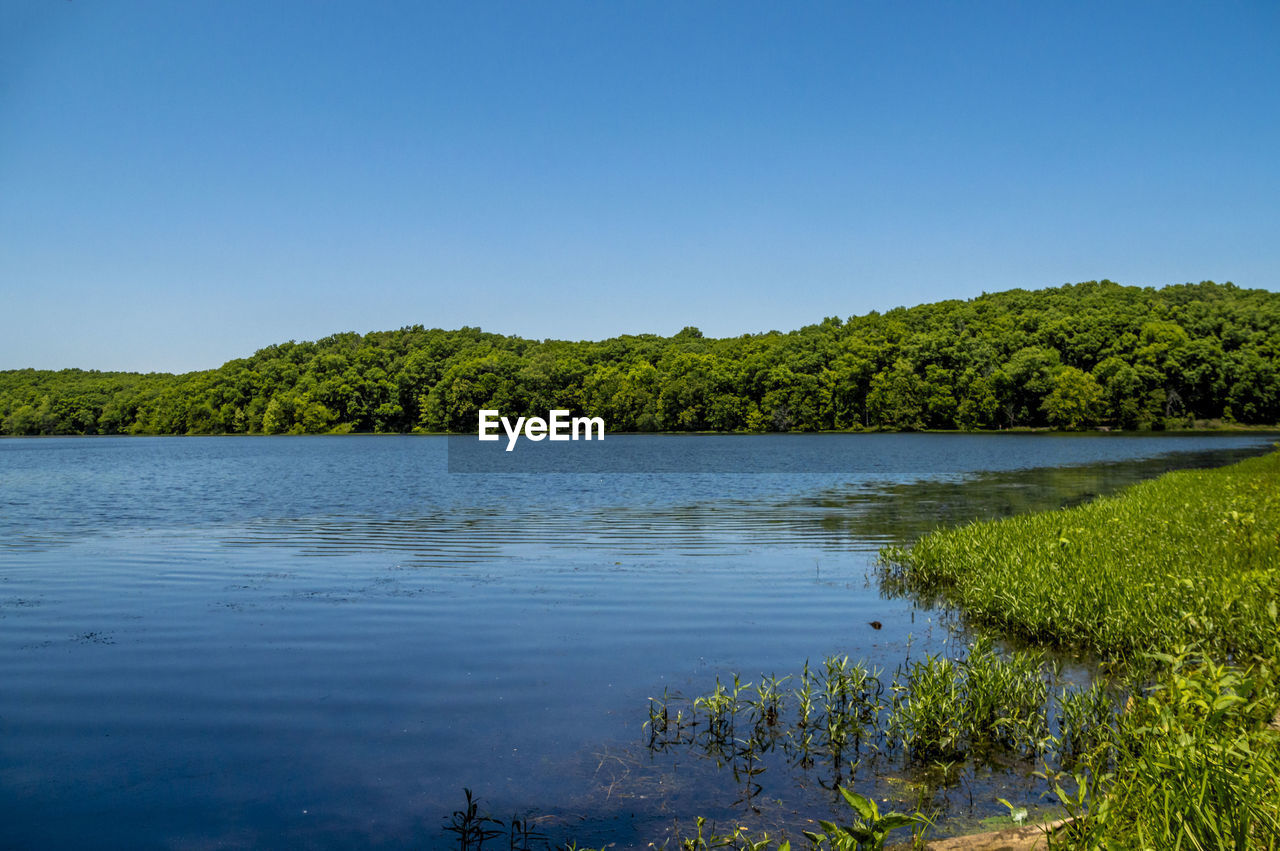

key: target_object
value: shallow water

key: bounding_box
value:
[0,433,1273,848]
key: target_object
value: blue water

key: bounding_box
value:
[0,433,1273,849]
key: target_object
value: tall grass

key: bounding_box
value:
[1050,646,1280,850]
[884,450,1280,849]
[881,450,1280,662]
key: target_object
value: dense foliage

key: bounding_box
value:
[4,280,1279,435]
[881,450,1280,662]
[880,451,1280,849]
[1058,647,1280,850]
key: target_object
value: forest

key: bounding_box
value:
[3,280,1278,436]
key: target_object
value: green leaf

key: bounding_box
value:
[876,814,919,831]
[839,787,877,821]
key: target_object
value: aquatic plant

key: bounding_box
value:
[443,789,561,851]
[1055,681,1116,766]
[507,816,548,851]
[693,675,754,761]
[880,451,1280,662]
[694,677,737,750]
[1047,646,1280,849]
[788,660,818,766]
[647,686,696,750]
[882,452,1280,848]
[661,786,925,851]
[669,815,789,851]
[886,655,966,763]
[819,656,883,751]
[961,638,1049,754]
[651,644,1096,797]
[748,673,790,742]
[445,788,505,850]
[647,455,1280,848]
[802,787,926,851]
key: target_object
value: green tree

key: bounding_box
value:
[1042,366,1104,429]
[866,360,925,430]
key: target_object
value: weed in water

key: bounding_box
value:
[445,788,505,850]
[887,655,966,763]
[962,637,1049,754]
[1054,680,1116,767]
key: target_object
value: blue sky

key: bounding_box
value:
[2,1,1278,373]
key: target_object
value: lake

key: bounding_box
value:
[1,433,1274,849]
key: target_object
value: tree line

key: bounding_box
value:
[3,280,1278,436]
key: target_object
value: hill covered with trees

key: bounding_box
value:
[3,280,1278,436]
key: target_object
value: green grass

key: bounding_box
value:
[881,449,1280,662]
[884,450,1280,849]
[1048,648,1280,850]
[656,641,1074,795]
[1055,681,1115,766]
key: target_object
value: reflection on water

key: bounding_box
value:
[790,445,1272,545]
[0,434,1273,849]
[215,444,1269,565]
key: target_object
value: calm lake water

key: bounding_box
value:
[1,433,1274,849]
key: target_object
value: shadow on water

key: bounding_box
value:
[783,445,1273,546]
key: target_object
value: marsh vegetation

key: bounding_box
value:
[638,451,1280,849]
[881,450,1280,661]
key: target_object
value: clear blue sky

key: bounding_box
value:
[2,1,1278,373]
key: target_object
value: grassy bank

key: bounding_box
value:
[881,450,1280,849]
[881,449,1280,662]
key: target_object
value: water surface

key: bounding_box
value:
[1,433,1273,848]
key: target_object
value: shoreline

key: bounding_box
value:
[4,424,1279,438]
